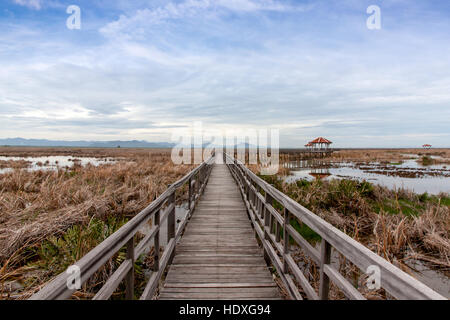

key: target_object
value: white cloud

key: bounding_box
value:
[215,0,292,12]
[13,0,42,10]
[2,1,450,147]
[100,0,302,38]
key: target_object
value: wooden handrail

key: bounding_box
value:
[30,153,215,300]
[224,152,446,300]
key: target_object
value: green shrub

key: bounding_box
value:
[421,156,433,166]
[296,179,311,188]
[33,217,128,273]
[290,218,321,243]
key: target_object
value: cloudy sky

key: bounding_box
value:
[0,0,449,147]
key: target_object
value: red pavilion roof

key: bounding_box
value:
[309,137,332,144]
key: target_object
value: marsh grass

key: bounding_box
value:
[0,148,192,299]
[0,160,31,169]
[257,171,449,273]
[421,155,434,166]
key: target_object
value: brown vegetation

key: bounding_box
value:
[0,160,31,170]
[0,148,192,299]
[254,150,450,298]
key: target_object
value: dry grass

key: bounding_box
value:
[280,177,449,267]
[0,147,144,158]
[0,147,193,299]
[253,152,449,299]
[247,150,449,269]
[0,160,31,170]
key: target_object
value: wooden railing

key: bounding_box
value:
[224,152,445,300]
[30,153,215,300]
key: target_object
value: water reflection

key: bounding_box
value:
[283,159,450,195]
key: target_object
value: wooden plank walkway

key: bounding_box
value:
[159,164,282,300]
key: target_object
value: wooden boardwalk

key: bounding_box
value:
[159,164,281,300]
[31,154,445,301]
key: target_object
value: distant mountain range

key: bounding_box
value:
[0,138,176,148]
[0,138,270,149]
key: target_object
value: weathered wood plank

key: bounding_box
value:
[166,277,274,284]
[167,265,270,273]
[159,164,282,300]
[165,283,276,288]
[159,290,280,299]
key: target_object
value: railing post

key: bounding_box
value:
[257,190,263,220]
[152,209,160,272]
[125,236,135,300]
[188,177,192,212]
[263,193,273,263]
[283,208,290,273]
[251,184,256,210]
[275,221,281,242]
[167,191,176,263]
[199,166,204,189]
[264,193,272,228]
[202,165,207,189]
[259,188,264,220]
[268,203,274,237]
[244,173,250,201]
[319,239,331,300]
[195,172,199,198]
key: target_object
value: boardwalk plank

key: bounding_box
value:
[158,164,282,300]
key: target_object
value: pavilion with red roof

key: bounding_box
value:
[308,137,332,150]
[422,144,432,149]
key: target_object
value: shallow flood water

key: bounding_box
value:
[0,155,117,174]
[284,159,450,195]
[404,259,450,298]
